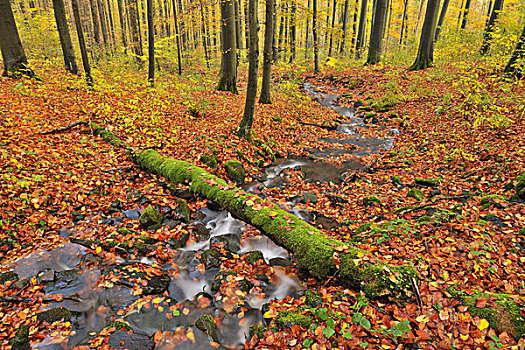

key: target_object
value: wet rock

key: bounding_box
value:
[174,198,191,223]
[225,160,246,185]
[71,211,85,222]
[207,200,222,211]
[210,234,241,252]
[135,194,152,205]
[430,189,442,197]
[481,214,503,226]
[211,270,237,293]
[125,297,188,337]
[108,330,155,350]
[195,315,219,343]
[193,223,211,242]
[0,271,18,284]
[105,264,171,295]
[314,214,340,231]
[10,325,30,350]
[200,154,219,170]
[37,307,72,323]
[123,209,141,220]
[168,233,190,249]
[304,290,322,307]
[139,205,163,230]
[275,311,313,330]
[354,100,364,108]
[38,269,55,283]
[59,227,74,238]
[165,184,194,200]
[11,278,29,290]
[200,247,223,270]
[326,193,348,205]
[300,191,318,204]
[100,216,124,226]
[407,188,425,201]
[108,200,123,214]
[269,257,291,267]
[245,251,264,265]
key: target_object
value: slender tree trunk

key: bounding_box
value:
[211,1,217,52]
[276,1,285,60]
[260,0,274,104]
[238,0,258,141]
[408,0,440,71]
[234,0,243,49]
[106,0,116,48]
[244,0,249,49]
[89,0,101,43]
[171,0,182,74]
[97,0,109,45]
[128,0,143,60]
[116,0,127,51]
[328,0,337,57]
[0,0,33,77]
[52,0,78,74]
[366,0,387,64]
[433,0,448,41]
[339,0,349,53]
[503,24,525,79]
[289,1,296,62]
[485,0,492,26]
[399,0,408,44]
[217,0,238,93]
[199,1,210,68]
[272,1,277,59]
[355,0,367,57]
[71,0,93,85]
[350,0,358,50]
[313,0,319,72]
[305,0,310,58]
[146,0,154,84]
[415,0,426,38]
[480,0,504,54]
[460,0,471,29]
[384,0,392,54]
[177,0,186,49]
[456,0,464,30]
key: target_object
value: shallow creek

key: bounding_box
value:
[8,84,395,349]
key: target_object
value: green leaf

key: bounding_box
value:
[323,327,335,338]
[302,339,314,347]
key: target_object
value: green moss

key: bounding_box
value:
[417,216,434,224]
[174,198,191,223]
[249,325,266,339]
[10,325,30,350]
[37,307,72,324]
[117,227,138,236]
[519,228,525,236]
[480,195,505,209]
[195,315,219,342]
[274,311,313,330]
[407,188,425,201]
[447,287,525,340]
[305,290,322,307]
[356,223,373,234]
[0,271,18,284]
[200,154,219,170]
[363,196,381,207]
[515,174,525,199]
[415,178,442,187]
[391,175,402,185]
[477,220,489,226]
[224,160,246,185]
[110,321,133,331]
[139,205,163,229]
[246,251,264,264]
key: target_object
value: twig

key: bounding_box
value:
[410,276,422,309]
[40,121,88,135]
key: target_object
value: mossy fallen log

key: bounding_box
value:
[448,287,525,340]
[89,122,417,302]
[134,150,417,302]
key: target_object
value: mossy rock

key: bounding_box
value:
[480,195,505,209]
[174,198,191,223]
[363,196,381,207]
[356,223,373,234]
[200,155,219,170]
[224,160,246,185]
[37,307,72,324]
[246,250,264,264]
[407,188,425,201]
[275,311,313,330]
[305,290,322,307]
[11,325,30,350]
[0,271,18,284]
[195,315,219,343]
[515,173,525,199]
[139,205,163,229]
[447,287,525,340]
[415,178,441,187]
[249,325,266,339]
[117,227,139,236]
[211,270,237,292]
[110,320,133,332]
[391,175,402,185]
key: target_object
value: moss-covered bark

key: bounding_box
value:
[447,287,525,340]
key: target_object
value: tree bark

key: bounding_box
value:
[237,0,258,141]
[199,0,210,68]
[116,0,128,51]
[480,0,504,54]
[460,0,471,29]
[328,0,337,57]
[259,0,274,104]
[313,0,319,73]
[146,0,154,85]
[433,0,449,42]
[97,0,109,45]
[71,0,93,85]
[503,24,525,79]
[128,0,143,61]
[339,0,349,53]
[399,0,408,44]
[288,1,296,62]
[89,0,101,43]
[234,0,243,50]
[52,0,78,74]
[408,0,440,71]
[305,0,310,59]
[171,0,182,74]
[0,0,33,77]
[217,0,238,93]
[355,0,367,58]
[365,0,387,64]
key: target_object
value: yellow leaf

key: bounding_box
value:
[96,246,102,254]
[460,333,469,340]
[187,330,195,342]
[478,318,489,330]
[416,315,429,323]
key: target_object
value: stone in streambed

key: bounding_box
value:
[225,160,245,185]
[195,315,219,343]
[36,307,72,323]
[0,271,18,284]
[10,325,30,350]
[139,205,163,230]
[210,234,241,252]
[108,330,155,350]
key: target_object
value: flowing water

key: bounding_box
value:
[7,83,396,349]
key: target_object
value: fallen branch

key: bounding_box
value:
[40,121,88,135]
[298,120,338,131]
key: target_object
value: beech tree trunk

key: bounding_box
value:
[433,0,449,42]
[399,0,408,44]
[237,0,258,141]
[355,0,367,58]
[313,0,319,73]
[171,0,182,74]
[217,0,238,93]
[328,0,337,57]
[89,0,101,43]
[116,0,127,51]
[480,0,504,54]
[409,0,440,71]
[147,0,154,84]
[97,0,109,45]
[127,0,143,60]
[199,1,210,68]
[288,2,296,62]
[366,0,387,64]
[503,24,525,79]
[305,0,310,59]
[71,0,93,85]
[339,0,349,53]
[259,0,275,104]
[234,0,243,50]
[0,0,33,77]
[52,0,78,74]
[460,0,471,29]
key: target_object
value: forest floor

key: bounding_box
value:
[1,60,525,349]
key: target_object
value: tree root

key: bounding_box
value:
[41,121,88,135]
